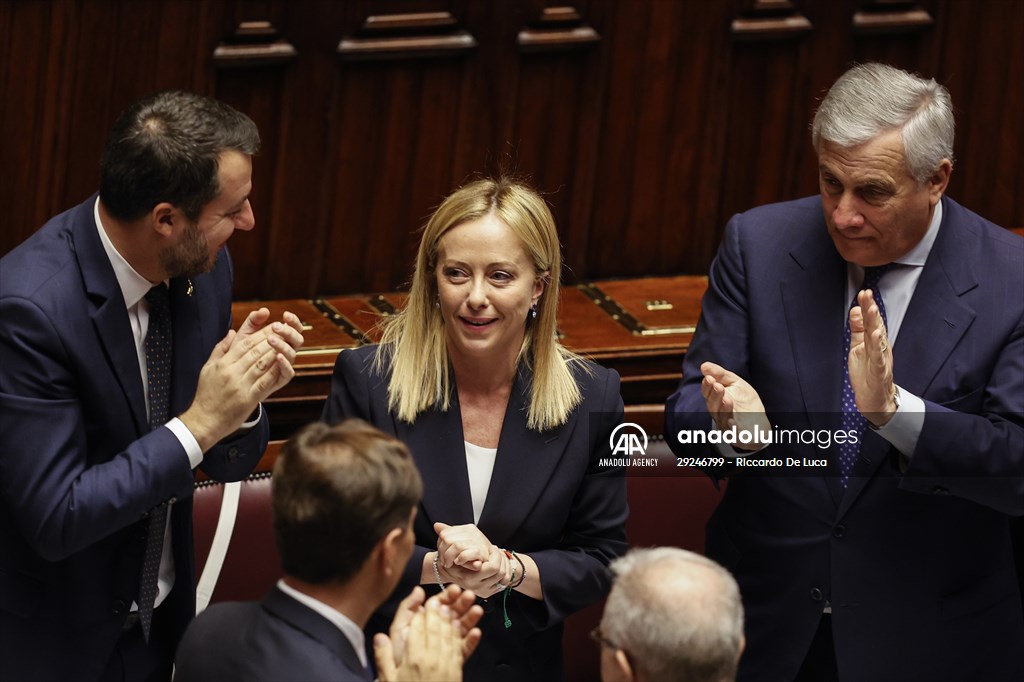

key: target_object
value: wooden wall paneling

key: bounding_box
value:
[718,43,804,213]
[337,12,476,60]
[215,65,296,299]
[147,0,217,91]
[2,0,77,253]
[586,0,737,281]
[852,0,934,35]
[607,0,680,279]
[585,1,659,278]
[445,0,518,184]
[938,0,1024,229]
[684,5,741,278]
[512,50,591,278]
[235,0,348,299]
[849,0,940,76]
[509,2,605,283]
[626,0,710,278]
[35,0,80,242]
[516,3,601,53]
[718,2,813,235]
[212,2,301,300]
[5,0,1024,295]
[320,1,478,296]
[60,0,128,210]
[213,20,299,68]
[323,60,469,294]
[658,0,735,279]
[731,0,813,40]
[550,1,611,284]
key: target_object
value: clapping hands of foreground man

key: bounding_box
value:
[375,585,484,682]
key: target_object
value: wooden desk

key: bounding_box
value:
[233,275,706,439]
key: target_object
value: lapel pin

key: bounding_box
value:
[186,279,194,297]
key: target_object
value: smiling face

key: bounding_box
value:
[160,150,254,277]
[818,130,949,266]
[435,213,545,367]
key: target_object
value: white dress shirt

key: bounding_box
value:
[465,441,497,525]
[94,198,203,608]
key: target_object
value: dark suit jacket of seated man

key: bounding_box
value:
[666,63,1024,682]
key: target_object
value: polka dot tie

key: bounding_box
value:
[139,284,172,641]
[839,265,893,488]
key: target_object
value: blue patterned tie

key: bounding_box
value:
[839,265,893,487]
[139,284,172,641]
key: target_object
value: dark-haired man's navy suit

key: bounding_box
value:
[0,197,266,680]
[174,586,372,682]
[667,195,1024,681]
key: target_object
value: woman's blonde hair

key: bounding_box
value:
[374,176,586,431]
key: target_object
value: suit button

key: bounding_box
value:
[111,599,127,614]
[832,524,846,538]
[810,588,823,602]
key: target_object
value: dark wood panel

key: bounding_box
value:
[938,0,1024,230]
[589,0,736,279]
[3,0,1023,299]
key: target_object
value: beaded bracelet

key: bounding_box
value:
[432,552,445,589]
[509,550,526,589]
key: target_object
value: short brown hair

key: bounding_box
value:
[100,90,260,222]
[272,420,422,584]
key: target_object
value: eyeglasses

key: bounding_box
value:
[590,627,636,670]
[589,626,619,651]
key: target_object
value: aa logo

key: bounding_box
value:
[609,423,648,456]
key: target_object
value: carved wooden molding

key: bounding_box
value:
[214,21,297,68]
[338,11,477,61]
[731,0,813,41]
[517,6,601,53]
[362,11,458,32]
[853,1,933,35]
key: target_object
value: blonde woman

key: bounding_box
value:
[323,177,628,679]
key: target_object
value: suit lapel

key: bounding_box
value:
[892,203,976,398]
[780,232,848,417]
[74,201,148,435]
[262,587,370,679]
[477,364,573,543]
[780,229,848,506]
[397,393,476,527]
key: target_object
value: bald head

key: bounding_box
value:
[601,548,744,682]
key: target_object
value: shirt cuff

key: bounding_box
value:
[239,403,262,430]
[872,384,925,458]
[167,417,203,469]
